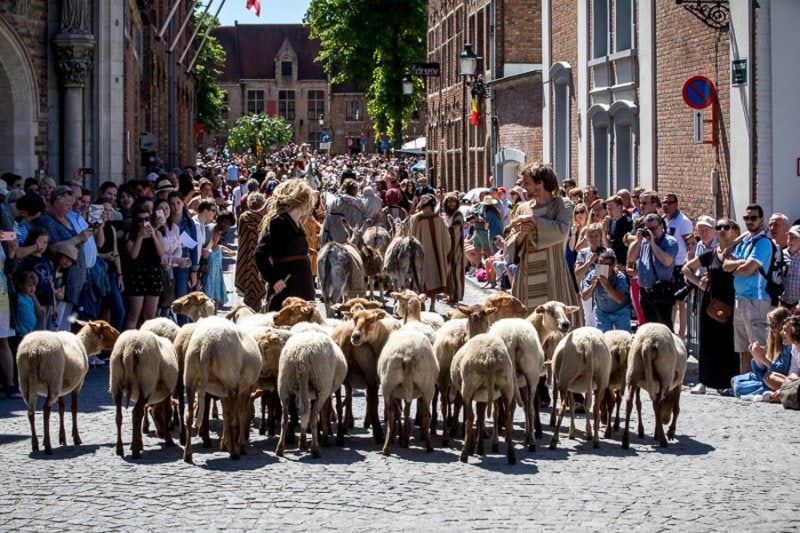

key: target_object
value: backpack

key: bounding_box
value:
[751,236,787,306]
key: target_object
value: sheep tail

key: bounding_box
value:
[402,351,414,402]
[486,362,496,419]
[122,344,139,409]
[641,338,658,401]
[296,360,311,428]
[585,340,595,413]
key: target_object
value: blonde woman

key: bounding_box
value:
[730,307,793,399]
[254,179,315,311]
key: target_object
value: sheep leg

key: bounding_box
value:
[258,393,268,435]
[503,394,516,465]
[475,401,486,456]
[200,394,212,448]
[592,388,603,448]
[114,391,124,457]
[344,384,355,430]
[653,396,667,447]
[522,381,534,451]
[269,391,281,437]
[621,384,636,449]
[449,393,463,438]
[131,392,146,459]
[58,396,67,446]
[43,398,53,455]
[286,398,298,445]
[421,398,433,452]
[177,377,186,445]
[183,386,197,463]
[219,396,230,453]
[635,387,644,439]
[275,398,290,457]
[335,396,346,447]
[460,395,474,463]
[532,385,543,441]
[567,391,578,440]
[439,380,451,446]
[666,387,681,441]
[212,398,219,419]
[602,389,614,439]
[430,386,439,436]
[548,390,568,450]
[584,386,594,442]
[413,398,423,427]
[320,399,332,447]
[401,400,412,448]
[613,389,623,432]
[309,398,322,459]
[381,398,397,456]
[142,405,151,434]
[159,398,176,447]
[28,407,39,453]
[549,381,559,427]
[366,384,384,444]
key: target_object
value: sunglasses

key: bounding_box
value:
[645,225,661,231]
[662,200,676,205]
[743,216,760,222]
[137,217,151,222]
[716,224,732,231]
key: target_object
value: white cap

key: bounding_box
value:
[146,172,159,181]
[696,215,715,229]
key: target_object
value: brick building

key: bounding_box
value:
[0,0,198,187]
[425,0,544,193]
[540,0,800,221]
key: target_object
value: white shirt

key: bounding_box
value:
[665,211,693,265]
[67,210,97,269]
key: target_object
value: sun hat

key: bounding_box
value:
[51,241,79,262]
[154,178,175,193]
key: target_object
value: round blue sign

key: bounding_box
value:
[320,132,330,143]
[682,76,716,110]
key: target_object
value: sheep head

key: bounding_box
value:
[171,291,216,322]
[346,309,387,346]
[332,298,382,314]
[224,304,256,323]
[456,304,497,338]
[483,292,528,322]
[528,300,579,335]
[75,319,120,352]
[274,302,320,327]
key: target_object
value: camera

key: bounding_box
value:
[641,228,651,239]
[674,284,692,301]
[81,167,94,174]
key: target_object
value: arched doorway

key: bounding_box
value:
[495,148,525,191]
[0,20,39,177]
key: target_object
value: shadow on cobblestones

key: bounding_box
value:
[0,432,28,445]
[27,443,102,460]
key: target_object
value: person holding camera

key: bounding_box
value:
[581,249,632,332]
[123,205,164,330]
[574,223,606,327]
[628,213,679,327]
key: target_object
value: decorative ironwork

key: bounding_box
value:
[467,74,490,99]
[676,0,730,30]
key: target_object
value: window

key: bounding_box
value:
[616,0,633,52]
[281,60,293,77]
[593,125,610,197]
[279,90,295,120]
[592,0,609,58]
[307,130,320,152]
[615,123,634,191]
[553,78,571,179]
[220,91,229,121]
[307,90,325,120]
[247,90,264,114]
[346,100,362,122]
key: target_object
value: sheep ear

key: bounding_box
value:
[484,306,498,315]
[331,303,343,312]
[456,305,471,315]
[342,311,354,320]
[565,305,580,315]
[419,294,427,304]
[390,292,402,300]
[375,310,387,319]
[301,304,314,314]
[74,319,88,327]
[534,305,546,314]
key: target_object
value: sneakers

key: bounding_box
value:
[761,391,775,403]
[89,356,106,367]
[690,383,706,395]
[717,388,734,397]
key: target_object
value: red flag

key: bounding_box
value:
[470,96,481,126]
[246,0,261,17]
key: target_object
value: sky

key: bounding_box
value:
[216,0,312,27]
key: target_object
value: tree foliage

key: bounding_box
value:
[226,113,294,156]
[306,0,427,147]
[195,6,227,132]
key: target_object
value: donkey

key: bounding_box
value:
[383,219,425,295]
[317,241,366,317]
[344,220,386,302]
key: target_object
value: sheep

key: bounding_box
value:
[447,292,528,323]
[378,327,439,455]
[622,323,687,449]
[548,327,611,450]
[390,290,437,344]
[109,330,179,458]
[331,297,383,314]
[450,334,516,464]
[273,299,341,331]
[487,318,545,451]
[392,290,444,331]
[275,330,348,458]
[237,312,277,328]
[183,318,263,462]
[17,320,120,454]
[332,308,400,444]
[171,291,216,322]
[432,304,497,446]
[224,304,257,322]
[254,328,293,436]
[602,330,633,436]
[140,317,181,342]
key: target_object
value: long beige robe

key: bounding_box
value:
[505,197,579,313]
[408,211,451,294]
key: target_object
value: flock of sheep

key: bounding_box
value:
[15,289,687,464]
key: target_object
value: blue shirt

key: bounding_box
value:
[731,232,772,301]
[15,294,36,336]
[583,269,631,313]
[637,233,679,289]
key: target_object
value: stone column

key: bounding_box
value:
[53,25,94,179]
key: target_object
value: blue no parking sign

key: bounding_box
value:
[682,76,716,110]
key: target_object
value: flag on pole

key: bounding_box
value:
[470,96,481,126]
[246,0,261,17]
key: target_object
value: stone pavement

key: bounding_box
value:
[1,237,798,531]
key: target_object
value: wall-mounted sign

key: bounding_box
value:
[411,63,441,77]
[732,59,747,86]
[682,76,716,110]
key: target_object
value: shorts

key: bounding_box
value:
[733,297,773,353]
[473,230,491,254]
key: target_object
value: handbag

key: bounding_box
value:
[778,376,800,410]
[706,297,732,323]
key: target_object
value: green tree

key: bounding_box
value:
[226,113,294,157]
[306,0,426,147]
[195,7,227,132]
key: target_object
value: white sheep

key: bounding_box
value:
[16,320,120,454]
[109,330,179,458]
[548,327,611,450]
[183,318,263,462]
[378,327,439,455]
[432,304,497,446]
[622,323,687,449]
[450,333,516,465]
[488,318,544,451]
[392,290,445,331]
[602,329,633,436]
[275,330,348,458]
[253,327,293,436]
[140,317,181,342]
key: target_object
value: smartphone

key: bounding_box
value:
[88,204,104,225]
[595,264,609,278]
[81,167,95,174]
[0,231,16,242]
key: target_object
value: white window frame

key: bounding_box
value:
[592,0,610,58]
[588,104,611,197]
[615,0,634,52]
[550,62,573,180]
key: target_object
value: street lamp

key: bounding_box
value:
[318,114,324,127]
[402,73,414,95]
[459,43,478,77]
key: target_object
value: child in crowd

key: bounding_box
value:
[14,271,44,340]
[20,227,55,330]
[581,249,632,332]
[731,307,792,400]
[50,242,78,332]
